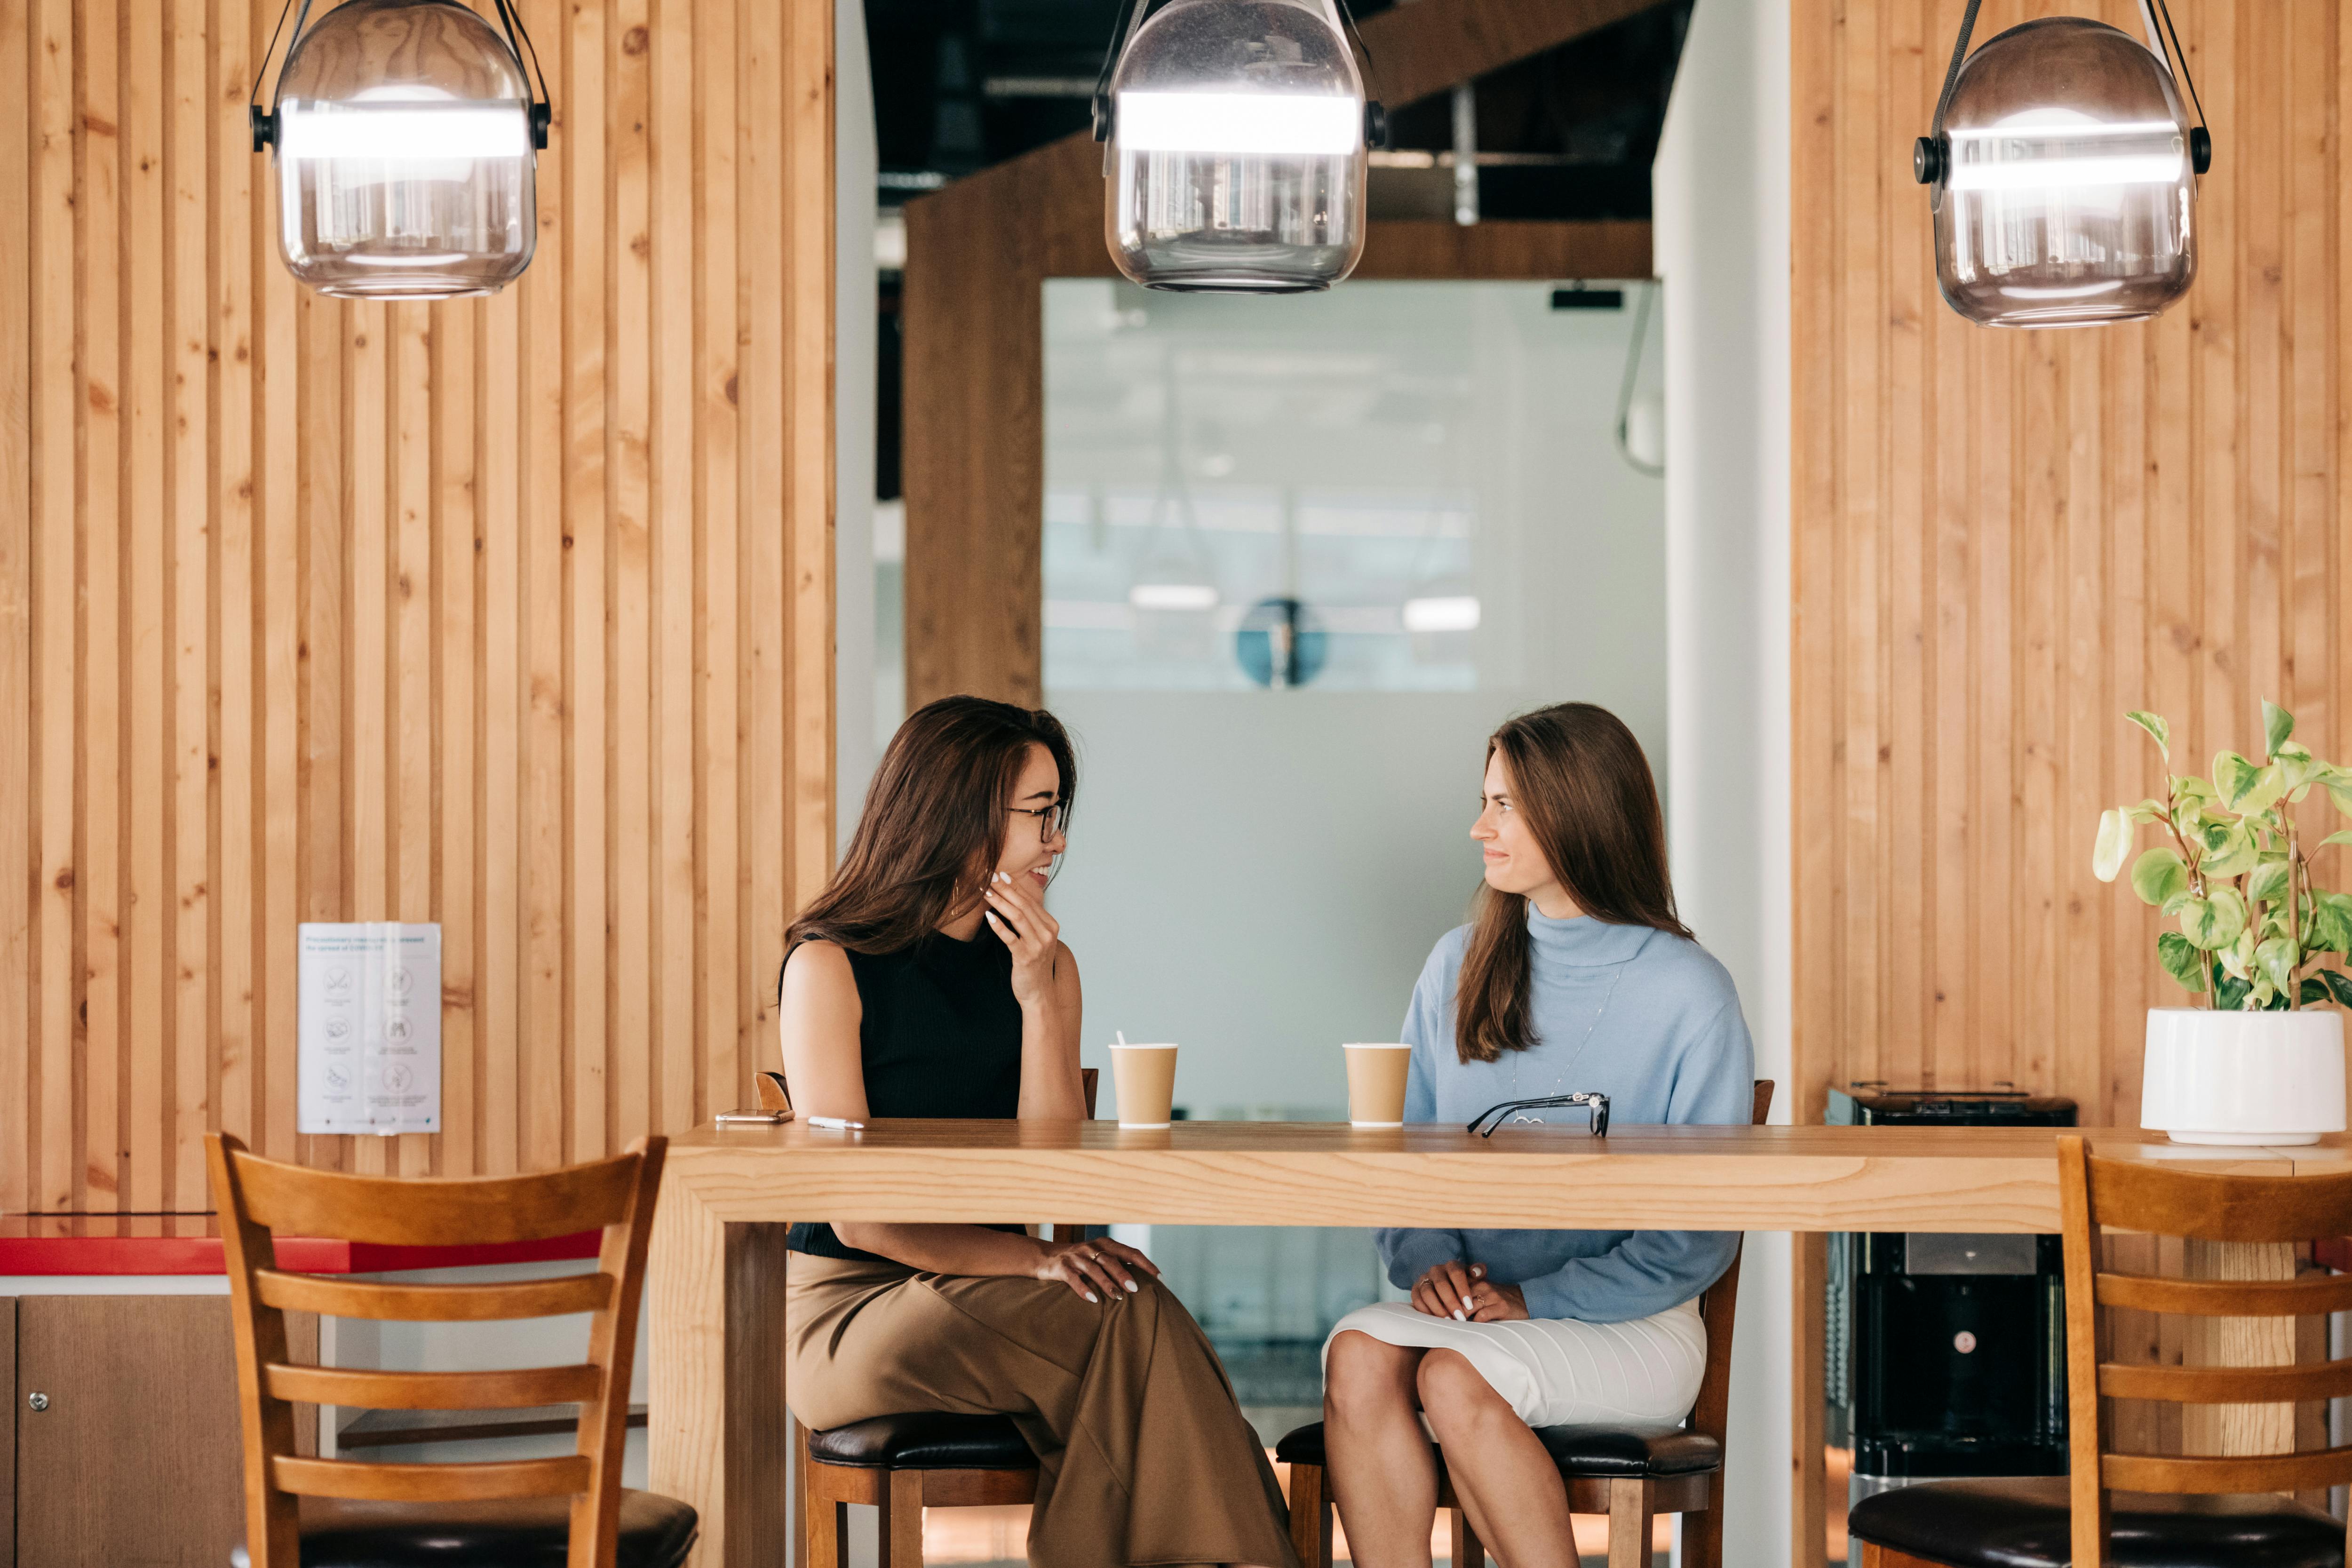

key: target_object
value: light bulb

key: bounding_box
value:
[278,102,533,161]
[1401,595,1480,634]
[1113,92,1360,157]
[1129,582,1219,613]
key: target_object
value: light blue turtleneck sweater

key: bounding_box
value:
[1375,909,1756,1323]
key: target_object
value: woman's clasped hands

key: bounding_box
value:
[1411,1260,1529,1323]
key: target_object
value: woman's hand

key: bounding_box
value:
[1411,1260,1479,1320]
[983,871,1062,1010]
[1412,1262,1528,1322]
[1465,1269,1528,1322]
[1034,1234,1162,1303]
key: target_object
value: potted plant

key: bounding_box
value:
[2093,702,2352,1144]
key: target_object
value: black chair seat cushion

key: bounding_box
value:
[230,1490,698,1568]
[807,1412,1039,1470]
[1847,1476,2344,1568]
[1273,1420,1721,1479]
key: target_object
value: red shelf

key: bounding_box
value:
[0,1218,600,1276]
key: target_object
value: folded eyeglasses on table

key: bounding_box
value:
[1466,1091,1610,1138]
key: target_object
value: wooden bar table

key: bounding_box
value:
[645,1119,2352,1568]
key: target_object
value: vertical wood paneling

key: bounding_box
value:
[6,0,44,1220]
[1792,0,2352,1131]
[32,0,76,1216]
[81,0,124,1204]
[0,0,832,1207]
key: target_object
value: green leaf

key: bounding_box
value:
[2130,846,2190,908]
[2178,888,2249,951]
[2302,976,2331,1006]
[2247,860,2295,905]
[2215,750,2264,807]
[2264,700,2295,758]
[2094,809,2133,882]
[2320,830,2352,849]
[2314,893,2352,959]
[2127,710,2172,759]
[2176,775,2218,803]
[2200,822,2261,879]
[2326,970,2352,1009]
[2125,799,2169,827]
[2158,932,2209,992]
[2312,897,2352,955]
[2257,934,2300,995]
[2212,752,2287,813]
[2216,970,2254,1011]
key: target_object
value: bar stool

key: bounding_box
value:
[207,1131,696,1568]
[796,1068,1099,1568]
[1278,1079,1775,1568]
[1848,1135,2352,1568]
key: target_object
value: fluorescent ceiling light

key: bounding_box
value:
[1402,595,1480,633]
[1116,91,1359,157]
[280,103,533,160]
[1129,582,1219,612]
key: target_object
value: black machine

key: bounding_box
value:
[1827,1085,2076,1538]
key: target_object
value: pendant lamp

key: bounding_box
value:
[1913,0,2210,328]
[251,0,551,299]
[1092,0,1384,294]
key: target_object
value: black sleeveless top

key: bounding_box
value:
[785,928,1026,1261]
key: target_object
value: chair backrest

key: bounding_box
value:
[2059,1135,2352,1566]
[1686,1079,1775,1447]
[206,1132,667,1568]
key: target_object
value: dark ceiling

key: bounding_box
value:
[863,0,1695,221]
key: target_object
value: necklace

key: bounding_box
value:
[1506,962,1626,1122]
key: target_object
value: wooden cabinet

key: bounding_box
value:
[9,1294,246,1568]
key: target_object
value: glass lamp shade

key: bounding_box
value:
[1929,17,2196,328]
[1104,0,1367,294]
[272,0,537,299]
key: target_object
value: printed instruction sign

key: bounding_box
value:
[298,923,442,1136]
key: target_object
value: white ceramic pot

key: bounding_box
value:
[2141,1007,2348,1145]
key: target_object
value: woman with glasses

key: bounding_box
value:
[1321,702,1753,1568]
[777,695,1296,1568]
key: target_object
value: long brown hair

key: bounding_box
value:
[1453,702,1690,1063]
[786,695,1077,959]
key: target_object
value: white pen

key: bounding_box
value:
[808,1115,866,1131]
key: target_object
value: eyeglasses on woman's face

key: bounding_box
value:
[1009,800,1070,842]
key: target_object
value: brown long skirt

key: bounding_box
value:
[786,1253,1298,1568]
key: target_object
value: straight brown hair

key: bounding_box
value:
[786,695,1077,960]
[1454,702,1690,1063]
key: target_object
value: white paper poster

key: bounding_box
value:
[298,923,442,1136]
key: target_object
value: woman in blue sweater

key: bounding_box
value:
[1322,702,1754,1568]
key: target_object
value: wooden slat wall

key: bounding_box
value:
[1791,0,2350,1131]
[0,0,833,1212]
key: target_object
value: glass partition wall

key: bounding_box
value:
[1037,278,1669,1441]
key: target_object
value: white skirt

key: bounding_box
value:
[1322,1298,1707,1433]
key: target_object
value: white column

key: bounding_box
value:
[835,0,880,840]
[1655,0,1795,1564]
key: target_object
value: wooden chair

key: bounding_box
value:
[1850,1134,2352,1568]
[1279,1079,1777,1568]
[207,1132,695,1568]
[797,1067,1099,1568]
